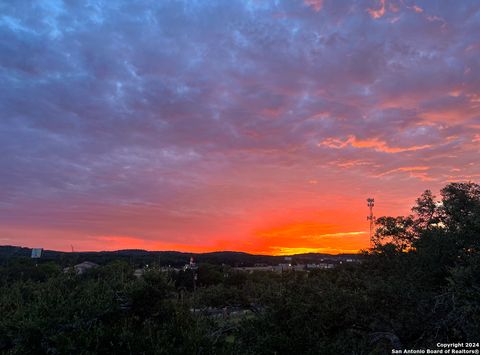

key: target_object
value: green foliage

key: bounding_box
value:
[197,263,224,286]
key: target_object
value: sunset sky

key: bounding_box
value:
[1,0,479,254]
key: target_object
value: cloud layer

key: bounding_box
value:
[1,0,479,253]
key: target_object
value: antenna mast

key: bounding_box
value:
[367,198,375,246]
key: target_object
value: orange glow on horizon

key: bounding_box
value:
[250,220,369,255]
[270,247,364,256]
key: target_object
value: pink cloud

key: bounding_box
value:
[367,0,386,19]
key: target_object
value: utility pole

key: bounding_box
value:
[367,198,375,246]
[190,257,198,313]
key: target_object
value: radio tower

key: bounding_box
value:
[367,198,375,246]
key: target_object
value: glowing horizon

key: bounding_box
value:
[1,1,479,255]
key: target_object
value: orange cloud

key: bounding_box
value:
[409,171,436,182]
[419,104,479,123]
[257,225,366,240]
[256,221,336,239]
[304,0,324,12]
[378,166,429,175]
[411,5,423,13]
[331,159,376,168]
[367,0,386,19]
[377,166,435,181]
[320,135,432,153]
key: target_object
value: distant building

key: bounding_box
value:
[291,264,306,271]
[306,263,334,269]
[64,261,99,274]
[278,263,291,271]
[235,266,276,273]
[235,264,307,273]
[133,268,144,278]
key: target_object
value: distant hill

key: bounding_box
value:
[0,245,362,267]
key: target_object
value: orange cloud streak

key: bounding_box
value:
[320,135,432,153]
